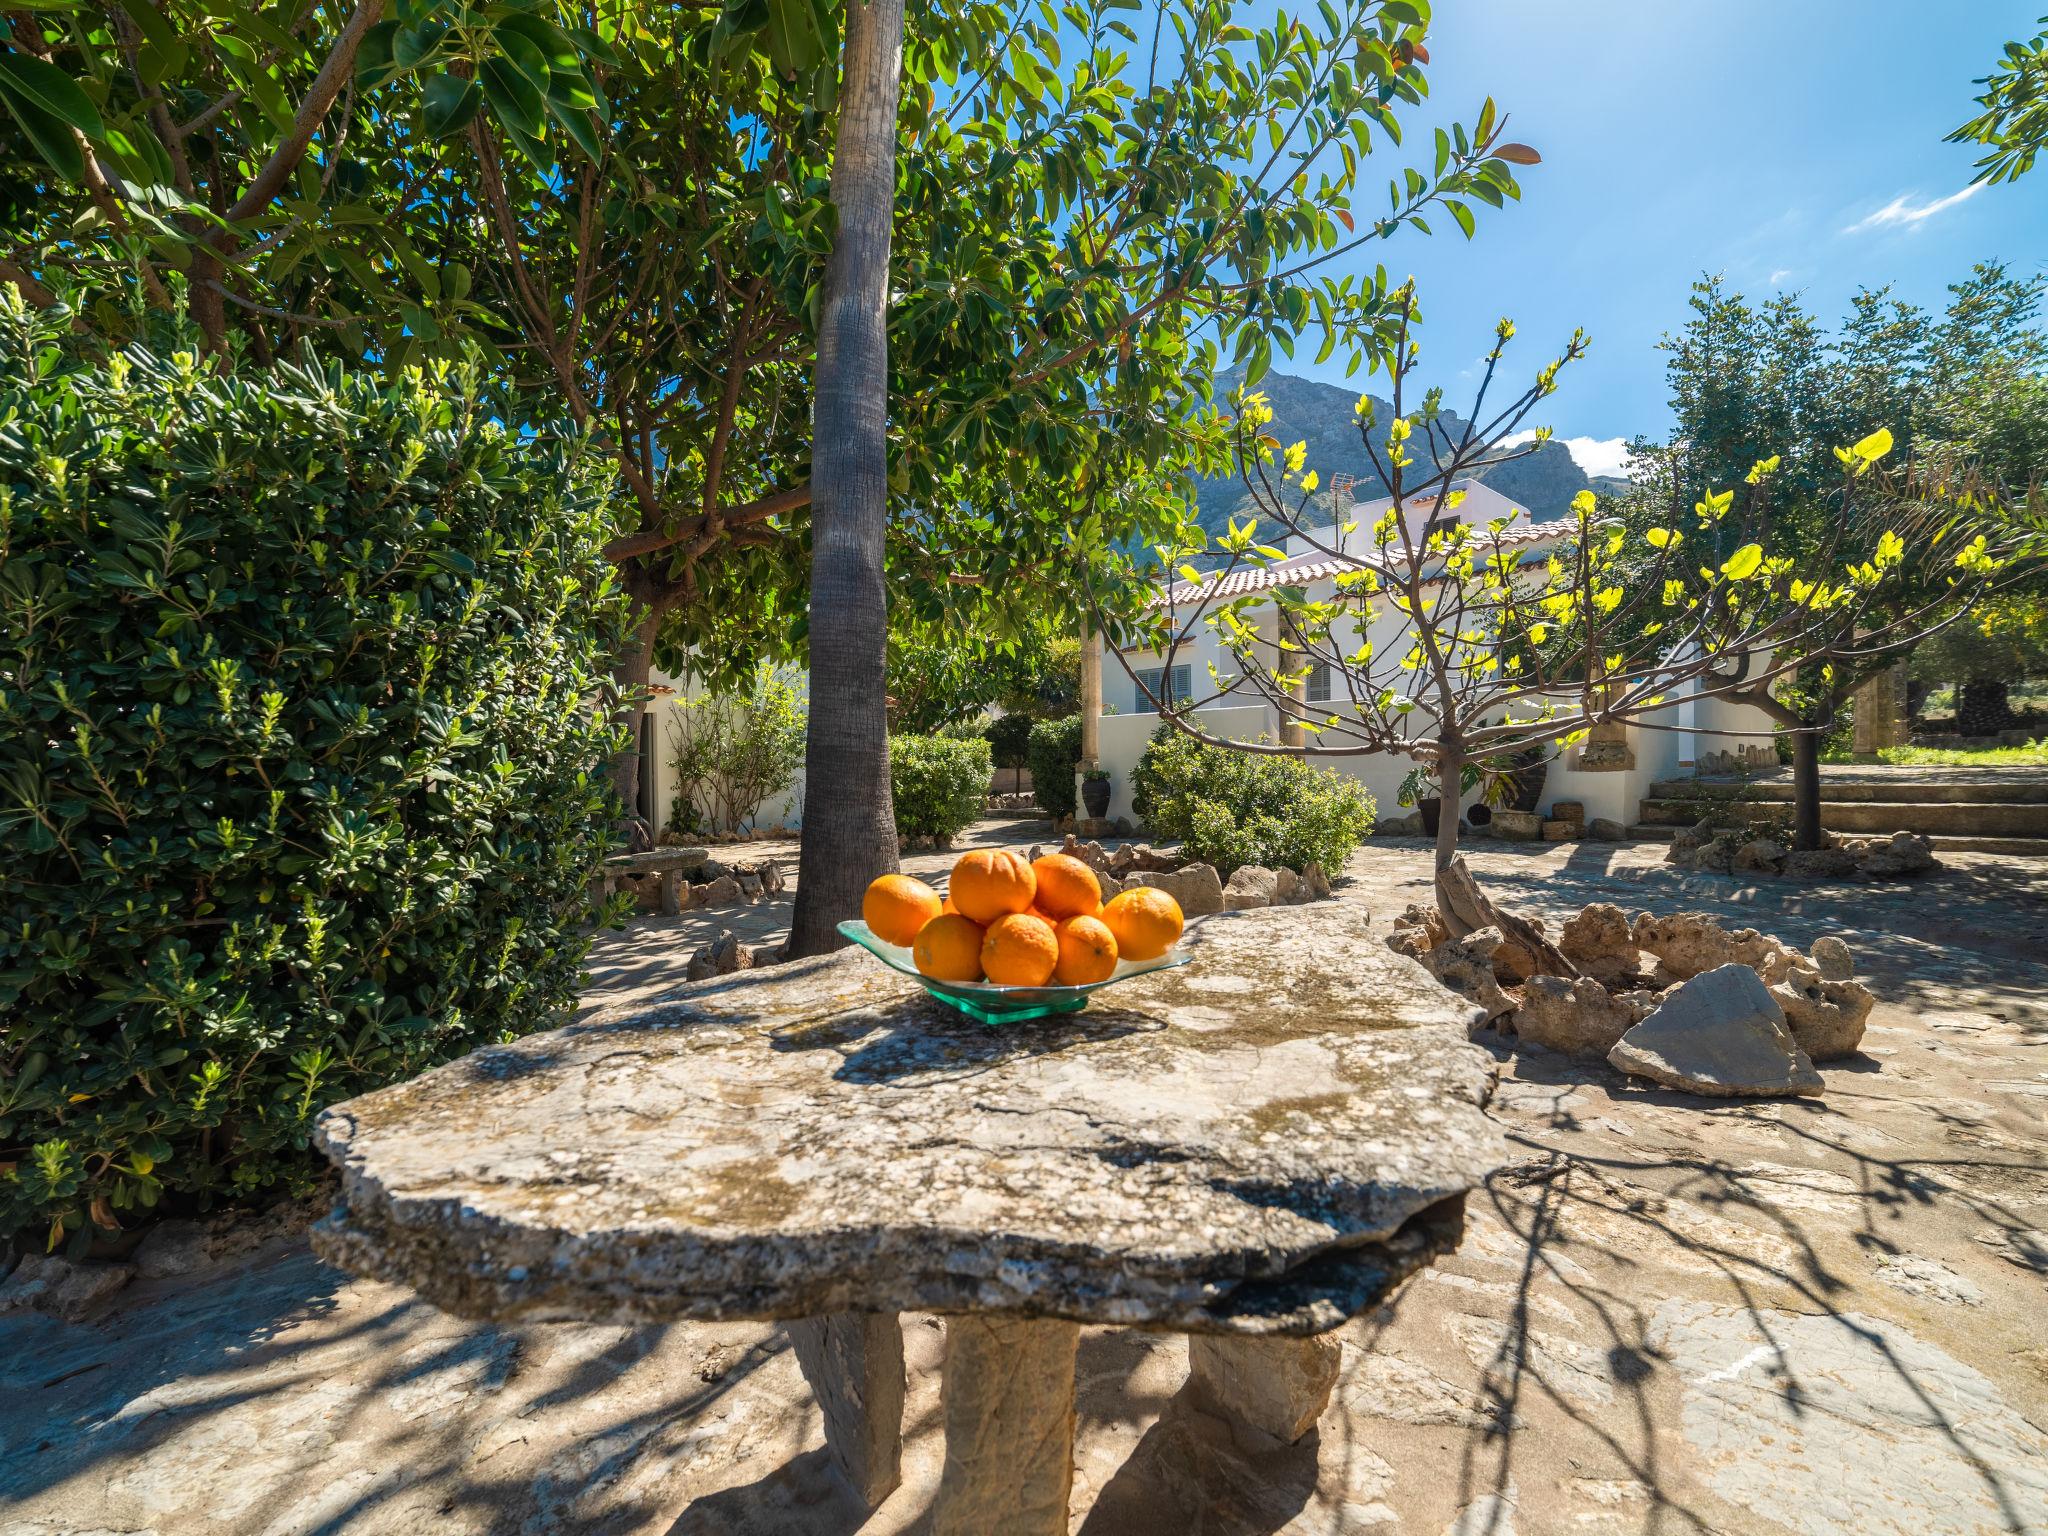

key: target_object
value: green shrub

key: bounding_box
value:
[890,733,992,838]
[0,303,632,1247]
[1027,715,1083,819]
[1131,726,1375,877]
[665,668,806,834]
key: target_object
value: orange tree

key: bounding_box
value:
[6,0,1540,935]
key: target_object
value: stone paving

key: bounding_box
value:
[4,831,2046,1535]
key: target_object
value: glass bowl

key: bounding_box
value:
[837,920,1191,1024]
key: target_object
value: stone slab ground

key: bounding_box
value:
[3,834,2046,1535]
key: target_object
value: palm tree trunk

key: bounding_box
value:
[1789,726,1824,852]
[786,0,907,957]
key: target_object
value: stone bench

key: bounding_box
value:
[311,903,1503,1528]
[598,846,708,915]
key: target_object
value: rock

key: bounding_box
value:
[312,903,1502,1331]
[1550,800,1586,826]
[0,1253,133,1321]
[1379,812,1426,837]
[1513,974,1636,1057]
[1125,861,1224,917]
[737,871,763,898]
[1856,830,1938,878]
[1272,867,1302,904]
[1631,911,1740,981]
[1586,817,1627,841]
[1541,820,1579,842]
[1222,866,1279,910]
[1426,928,1519,1027]
[685,929,754,983]
[760,860,786,895]
[1187,1332,1341,1444]
[1096,870,1123,900]
[1607,964,1824,1097]
[1301,862,1334,900]
[1103,839,1178,874]
[1783,846,1859,879]
[698,874,743,907]
[134,1220,213,1279]
[1732,837,1786,873]
[701,857,734,880]
[1558,904,1641,986]
[1810,935,1855,980]
[1770,966,1874,1060]
[1387,902,1449,964]
[1490,809,1543,842]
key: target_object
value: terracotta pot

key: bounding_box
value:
[1082,776,1111,819]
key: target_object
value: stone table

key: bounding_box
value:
[312,903,1503,1531]
[600,846,709,914]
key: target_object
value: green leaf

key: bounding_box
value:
[1719,543,1763,581]
[480,55,547,140]
[421,74,482,140]
[0,50,106,139]
[0,88,85,182]
[356,21,401,86]
[1850,426,1894,462]
[493,26,553,96]
[497,13,582,75]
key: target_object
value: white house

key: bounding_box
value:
[1098,479,1776,829]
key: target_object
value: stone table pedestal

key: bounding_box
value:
[312,902,1502,1525]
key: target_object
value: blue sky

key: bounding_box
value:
[1289,0,2048,476]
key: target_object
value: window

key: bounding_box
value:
[1307,662,1331,704]
[1135,665,1192,713]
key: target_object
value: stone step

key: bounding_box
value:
[1624,823,2048,858]
[1647,776,2048,805]
[1637,798,2048,837]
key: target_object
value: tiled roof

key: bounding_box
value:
[1157,517,1574,607]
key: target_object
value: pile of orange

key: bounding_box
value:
[862,850,1184,988]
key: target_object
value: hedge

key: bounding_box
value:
[0,300,632,1246]
[1131,726,1376,877]
[1027,715,1083,819]
[890,733,992,839]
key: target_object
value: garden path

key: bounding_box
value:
[3,832,2045,1535]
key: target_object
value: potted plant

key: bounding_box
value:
[1081,768,1112,819]
[1398,761,1484,838]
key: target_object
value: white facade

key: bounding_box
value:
[1104,480,1773,827]
[633,665,807,836]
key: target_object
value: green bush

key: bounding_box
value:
[1027,715,1083,819]
[1131,726,1375,877]
[665,668,807,835]
[0,303,632,1247]
[890,733,992,838]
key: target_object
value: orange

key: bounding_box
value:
[940,896,958,916]
[1030,854,1103,920]
[1054,914,1118,985]
[949,849,1036,925]
[1101,887,1183,961]
[913,913,986,982]
[981,912,1059,986]
[863,874,943,947]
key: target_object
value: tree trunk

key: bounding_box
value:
[1432,744,1463,876]
[785,0,907,958]
[1789,726,1823,853]
[610,603,661,853]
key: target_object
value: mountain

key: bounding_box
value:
[1191,369,1595,542]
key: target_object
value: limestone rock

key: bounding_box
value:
[1513,974,1635,1058]
[1783,846,1859,879]
[1607,964,1824,1097]
[1418,926,1516,1027]
[685,929,754,983]
[1852,830,1938,878]
[1586,817,1627,841]
[1541,819,1579,842]
[1096,869,1124,900]
[314,903,1502,1333]
[1770,967,1874,1061]
[1301,861,1334,900]
[1491,809,1543,842]
[1810,935,1855,981]
[698,874,744,907]
[1272,867,1303,904]
[1550,800,1586,826]
[1379,812,1426,837]
[1223,866,1279,910]
[1558,903,1641,987]
[1630,911,1738,980]
[1187,1332,1340,1444]
[1105,841,1180,875]
[1390,902,1449,951]
[0,1254,133,1321]
[1733,838,1786,874]
[1125,861,1224,917]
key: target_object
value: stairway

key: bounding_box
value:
[1630,766,2048,855]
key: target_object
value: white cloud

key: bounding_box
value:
[1842,184,1981,234]
[1502,432,1635,481]
[1768,268,1793,286]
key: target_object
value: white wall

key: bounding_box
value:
[642,666,807,835]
